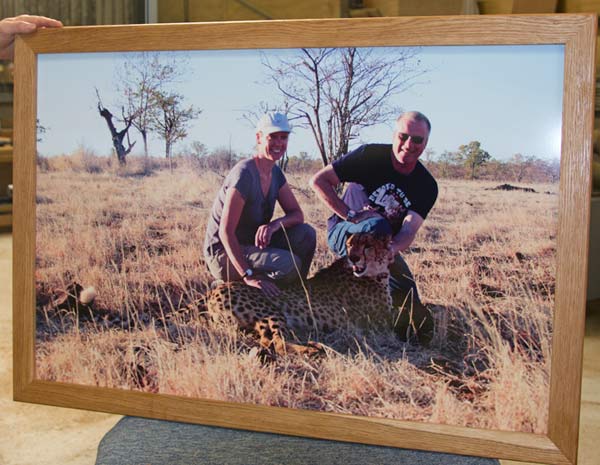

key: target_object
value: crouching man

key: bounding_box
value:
[310,111,438,342]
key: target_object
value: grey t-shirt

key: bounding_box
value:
[203,158,287,256]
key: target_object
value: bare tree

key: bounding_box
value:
[240,100,292,129]
[116,52,184,158]
[95,88,137,166]
[510,153,536,182]
[536,157,561,183]
[262,47,423,166]
[436,150,458,178]
[151,91,200,161]
[189,140,208,159]
[422,148,436,164]
[207,146,239,172]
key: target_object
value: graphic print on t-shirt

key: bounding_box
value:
[368,183,412,229]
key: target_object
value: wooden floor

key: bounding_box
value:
[0,232,598,465]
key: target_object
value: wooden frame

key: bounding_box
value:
[13,15,595,464]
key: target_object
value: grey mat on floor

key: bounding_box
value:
[96,416,500,465]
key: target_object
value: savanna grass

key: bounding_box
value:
[35,157,556,433]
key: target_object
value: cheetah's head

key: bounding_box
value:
[345,233,394,278]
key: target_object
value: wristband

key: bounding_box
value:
[242,268,253,279]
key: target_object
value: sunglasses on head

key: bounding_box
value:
[398,132,425,144]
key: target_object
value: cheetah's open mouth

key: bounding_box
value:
[352,265,367,277]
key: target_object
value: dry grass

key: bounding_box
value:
[34,156,557,434]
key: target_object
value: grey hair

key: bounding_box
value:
[396,111,431,133]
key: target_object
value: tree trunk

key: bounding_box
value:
[166,139,173,172]
[97,105,135,166]
[165,139,171,159]
[99,108,126,165]
[278,153,289,172]
[141,129,149,158]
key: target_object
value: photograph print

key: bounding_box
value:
[34,43,563,435]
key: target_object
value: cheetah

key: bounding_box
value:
[204,232,402,357]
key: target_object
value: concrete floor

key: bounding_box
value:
[0,234,120,465]
[0,233,598,465]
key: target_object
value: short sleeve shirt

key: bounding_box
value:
[329,144,438,234]
[204,158,287,255]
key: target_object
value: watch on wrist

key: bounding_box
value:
[242,268,253,279]
[346,209,357,221]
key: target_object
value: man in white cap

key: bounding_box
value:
[204,112,316,297]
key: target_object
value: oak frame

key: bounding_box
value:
[13,15,595,464]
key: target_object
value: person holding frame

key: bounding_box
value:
[0,14,62,60]
[203,112,316,298]
[310,111,437,341]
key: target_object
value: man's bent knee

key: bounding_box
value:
[328,217,392,257]
[358,217,393,236]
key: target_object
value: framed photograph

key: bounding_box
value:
[13,15,595,464]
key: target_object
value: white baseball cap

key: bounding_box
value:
[256,112,291,135]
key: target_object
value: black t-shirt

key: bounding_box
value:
[329,144,438,234]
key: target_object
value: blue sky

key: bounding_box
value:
[37,44,564,161]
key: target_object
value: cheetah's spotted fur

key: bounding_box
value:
[204,233,396,357]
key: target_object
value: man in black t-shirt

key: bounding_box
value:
[310,111,438,342]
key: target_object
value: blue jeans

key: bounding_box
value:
[327,217,420,300]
